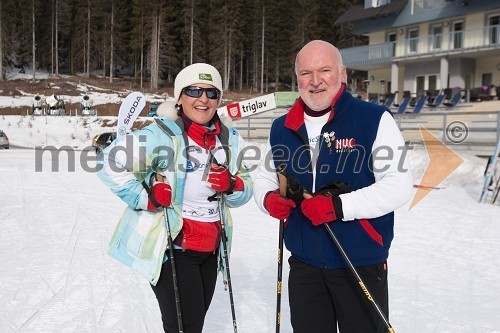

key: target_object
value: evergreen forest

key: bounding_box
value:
[0,0,364,91]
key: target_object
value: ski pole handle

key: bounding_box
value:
[278,173,287,198]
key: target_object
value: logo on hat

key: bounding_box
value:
[199,73,213,81]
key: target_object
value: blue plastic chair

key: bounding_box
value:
[409,95,428,113]
[396,97,411,114]
[427,94,445,108]
[443,93,462,107]
[383,97,394,109]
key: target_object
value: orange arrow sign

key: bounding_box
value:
[409,126,464,210]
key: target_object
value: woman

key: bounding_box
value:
[97,63,253,332]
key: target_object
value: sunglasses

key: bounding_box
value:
[182,86,221,100]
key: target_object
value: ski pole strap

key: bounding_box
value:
[207,193,218,202]
[226,174,237,194]
[141,174,162,209]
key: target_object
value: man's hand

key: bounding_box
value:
[264,190,296,220]
[147,182,172,210]
[301,195,339,226]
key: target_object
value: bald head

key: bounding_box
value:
[295,40,344,77]
[295,40,346,111]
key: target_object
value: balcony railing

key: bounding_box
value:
[340,25,500,68]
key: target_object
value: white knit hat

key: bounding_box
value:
[174,63,223,103]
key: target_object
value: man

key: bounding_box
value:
[254,40,412,332]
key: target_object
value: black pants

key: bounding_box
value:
[151,250,218,333]
[288,256,389,333]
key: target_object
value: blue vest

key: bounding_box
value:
[269,90,394,269]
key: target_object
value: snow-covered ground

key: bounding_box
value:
[1,75,500,332]
[0,134,499,332]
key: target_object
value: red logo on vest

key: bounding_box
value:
[335,138,356,152]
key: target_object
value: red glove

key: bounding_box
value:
[264,190,296,220]
[207,164,244,193]
[301,195,339,226]
[147,182,172,210]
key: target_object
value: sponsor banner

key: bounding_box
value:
[219,93,276,118]
[117,92,146,139]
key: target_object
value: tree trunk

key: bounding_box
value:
[51,0,54,75]
[86,0,90,78]
[55,0,59,76]
[265,52,268,92]
[156,14,160,87]
[225,26,232,91]
[32,0,36,83]
[275,49,279,92]
[109,1,114,83]
[253,51,257,92]
[260,7,264,94]
[150,14,158,90]
[239,50,243,91]
[140,13,144,89]
[0,0,3,81]
[103,33,106,78]
[246,54,249,89]
[190,0,193,65]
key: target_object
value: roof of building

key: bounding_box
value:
[335,0,407,25]
[336,0,500,30]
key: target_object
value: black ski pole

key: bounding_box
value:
[157,174,183,333]
[323,223,395,333]
[276,218,284,333]
[217,193,238,333]
[163,206,184,333]
[275,171,287,333]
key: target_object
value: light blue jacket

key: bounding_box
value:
[97,117,253,285]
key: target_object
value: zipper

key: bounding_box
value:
[182,235,186,252]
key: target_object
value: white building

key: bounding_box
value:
[336,0,500,103]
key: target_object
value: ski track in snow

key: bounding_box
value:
[0,148,499,332]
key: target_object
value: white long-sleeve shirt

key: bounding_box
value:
[253,111,413,221]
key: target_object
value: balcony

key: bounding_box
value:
[340,25,500,69]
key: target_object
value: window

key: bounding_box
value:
[408,29,419,53]
[411,0,447,15]
[482,73,492,86]
[416,76,425,93]
[452,21,464,49]
[387,32,397,57]
[415,74,440,92]
[431,25,443,50]
[488,15,500,45]
[372,0,390,7]
[428,75,437,90]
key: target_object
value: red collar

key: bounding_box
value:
[181,113,221,150]
[284,84,345,131]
